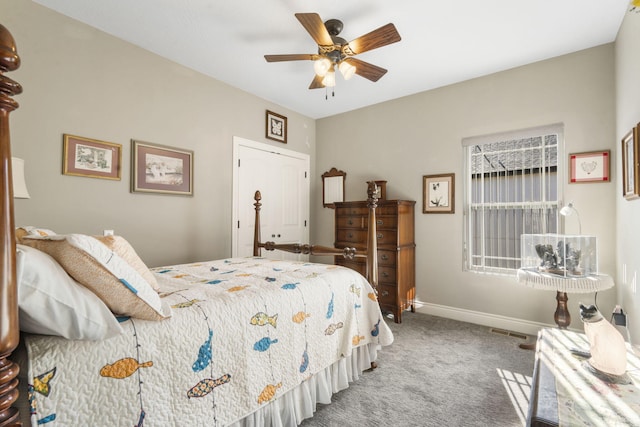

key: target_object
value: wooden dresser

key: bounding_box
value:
[334,200,416,323]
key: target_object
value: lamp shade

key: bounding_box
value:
[11,157,30,199]
[338,61,356,80]
[322,68,336,87]
[560,202,581,234]
[313,57,331,77]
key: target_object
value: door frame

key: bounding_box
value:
[231,136,310,256]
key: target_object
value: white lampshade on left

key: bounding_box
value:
[11,157,30,199]
[313,57,331,77]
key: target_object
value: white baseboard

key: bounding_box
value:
[413,299,581,337]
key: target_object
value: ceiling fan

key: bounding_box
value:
[264,13,401,90]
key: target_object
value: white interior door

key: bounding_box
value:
[232,137,309,260]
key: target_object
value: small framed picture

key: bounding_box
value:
[423,173,455,214]
[622,126,639,200]
[569,150,610,183]
[63,134,122,180]
[266,110,287,143]
[131,140,193,196]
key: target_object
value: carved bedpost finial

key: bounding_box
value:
[366,181,379,208]
[0,22,22,426]
[0,24,22,111]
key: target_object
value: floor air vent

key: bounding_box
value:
[490,328,527,340]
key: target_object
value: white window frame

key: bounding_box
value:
[462,123,564,275]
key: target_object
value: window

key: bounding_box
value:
[463,124,563,274]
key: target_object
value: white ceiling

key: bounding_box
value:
[34,0,630,119]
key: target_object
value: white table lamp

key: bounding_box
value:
[11,157,30,199]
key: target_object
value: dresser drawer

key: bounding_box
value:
[338,229,398,246]
[336,204,399,216]
[378,266,396,283]
[336,229,367,244]
[336,216,366,229]
[337,215,397,231]
[377,250,396,266]
[336,206,368,216]
[374,215,397,229]
[377,283,397,306]
[375,230,398,246]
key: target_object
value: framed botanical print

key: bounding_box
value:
[423,173,455,213]
[622,126,640,200]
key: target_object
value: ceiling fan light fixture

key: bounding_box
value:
[322,67,336,87]
[313,57,331,77]
[338,61,356,80]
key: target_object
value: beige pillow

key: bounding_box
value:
[21,234,171,321]
[94,235,160,291]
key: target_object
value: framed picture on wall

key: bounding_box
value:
[622,126,640,200]
[568,150,610,183]
[265,110,287,143]
[62,134,122,180]
[131,140,194,196]
[423,173,455,214]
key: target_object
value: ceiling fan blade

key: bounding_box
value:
[264,54,318,62]
[309,74,325,89]
[343,58,387,82]
[344,23,401,55]
[295,13,334,47]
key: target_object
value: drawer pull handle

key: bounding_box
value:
[348,232,354,239]
[377,233,383,240]
[377,219,383,226]
[381,290,389,297]
[381,254,388,261]
[347,219,353,225]
[382,272,389,278]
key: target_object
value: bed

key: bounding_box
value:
[0,23,392,426]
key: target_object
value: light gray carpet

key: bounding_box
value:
[301,312,535,427]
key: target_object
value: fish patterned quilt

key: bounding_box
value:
[25,257,394,426]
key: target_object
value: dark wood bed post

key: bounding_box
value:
[365,181,378,290]
[0,23,22,426]
[252,191,262,257]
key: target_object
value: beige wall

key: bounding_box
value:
[3,0,316,267]
[3,0,627,335]
[315,44,618,333]
[615,11,640,344]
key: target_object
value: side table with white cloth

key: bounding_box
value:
[516,268,614,349]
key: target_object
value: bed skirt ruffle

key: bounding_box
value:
[230,343,380,427]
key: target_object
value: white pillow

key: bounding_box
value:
[16,244,124,340]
